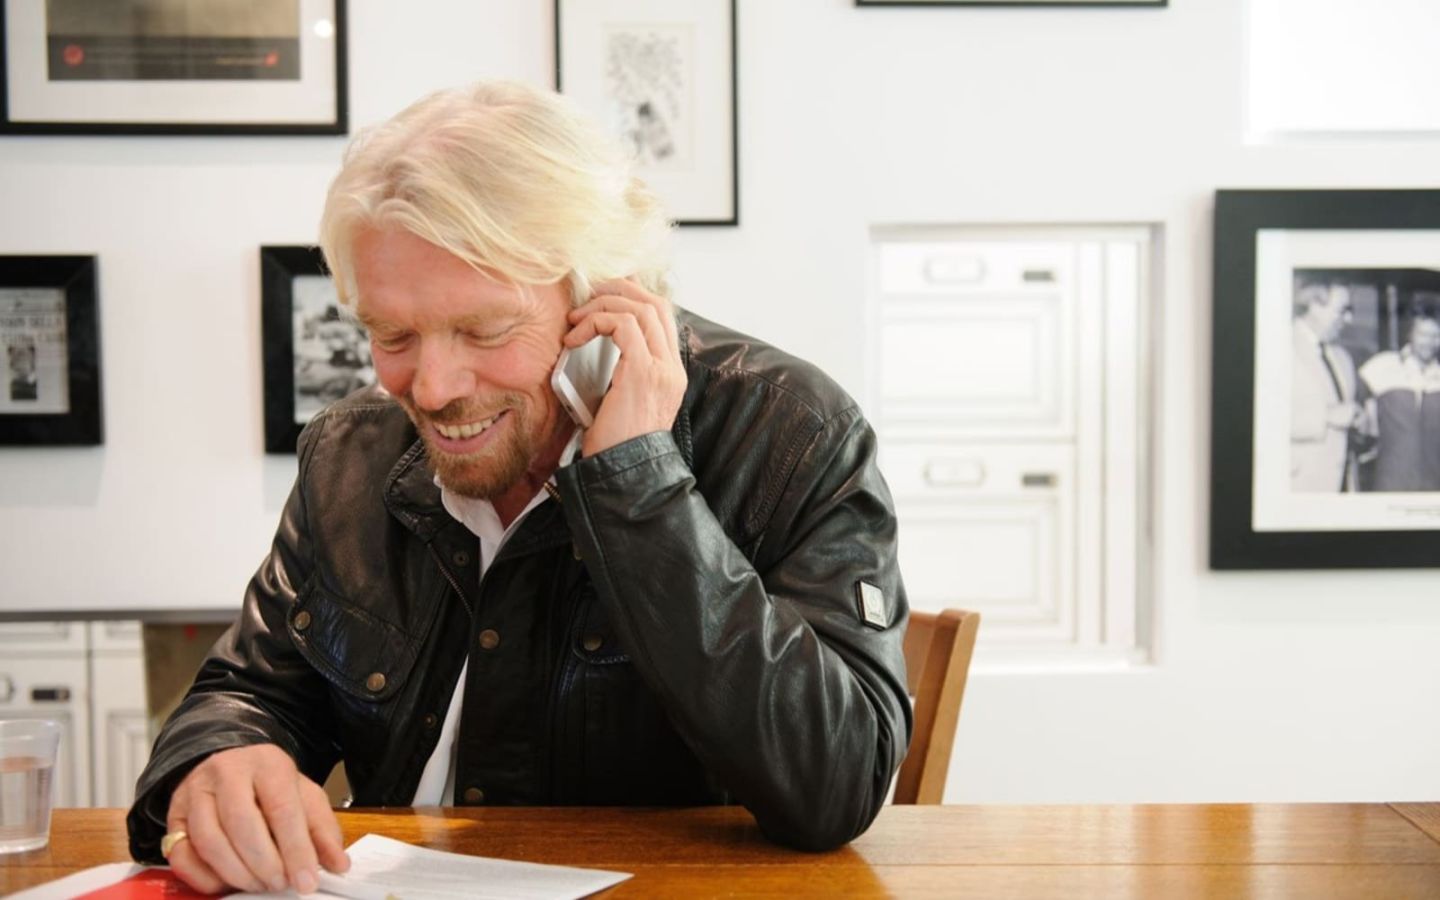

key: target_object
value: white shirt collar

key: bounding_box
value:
[435,430,583,549]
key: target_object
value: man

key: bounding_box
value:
[127,81,911,895]
[7,337,38,401]
[1357,313,1440,491]
[1290,275,1364,492]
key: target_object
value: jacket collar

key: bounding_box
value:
[383,316,697,540]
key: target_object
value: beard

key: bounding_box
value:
[402,393,536,500]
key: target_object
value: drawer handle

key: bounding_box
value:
[922,255,985,285]
[31,686,71,703]
[924,459,986,487]
[1022,472,1058,488]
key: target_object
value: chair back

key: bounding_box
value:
[893,608,980,804]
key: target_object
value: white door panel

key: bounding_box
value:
[878,294,1069,435]
[91,623,149,809]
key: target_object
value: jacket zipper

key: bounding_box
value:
[545,567,586,800]
[428,544,474,616]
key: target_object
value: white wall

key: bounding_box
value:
[2,0,1438,804]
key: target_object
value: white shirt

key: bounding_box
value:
[409,433,581,805]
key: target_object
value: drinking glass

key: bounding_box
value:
[0,719,61,854]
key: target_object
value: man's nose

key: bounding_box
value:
[410,340,476,413]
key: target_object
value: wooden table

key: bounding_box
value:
[4,804,1440,898]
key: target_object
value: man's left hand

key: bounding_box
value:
[563,279,686,457]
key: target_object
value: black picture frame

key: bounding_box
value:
[261,245,374,454]
[555,0,738,226]
[0,255,101,445]
[0,0,348,136]
[856,1,1165,6]
[1210,189,1440,570]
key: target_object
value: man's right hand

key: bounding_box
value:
[164,744,350,894]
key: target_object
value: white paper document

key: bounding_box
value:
[8,834,629,900]
[306,833,630,900]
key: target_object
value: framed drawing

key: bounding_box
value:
[0,255,101,445]
[1,0,347,135]
[555,0,737,226]
[856,1,1164,6]
[261,245,374,454]
[1211,189,1440,569]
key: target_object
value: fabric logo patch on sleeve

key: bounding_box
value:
[856,581,888,629]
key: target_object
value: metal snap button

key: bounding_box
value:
[365,672,386,693]
[477,629,500,650]
[293,610,312,632]
[421,712,438,730]
[462,786,485,804]
[452,550,471,567]
[581,634,603,653]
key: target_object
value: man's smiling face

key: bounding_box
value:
[353,226,575,501]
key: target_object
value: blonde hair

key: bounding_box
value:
[319,81,672,307]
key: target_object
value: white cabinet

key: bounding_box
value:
[0,654,90,808]
[0,620,149,808]
[90,622,149,808]
[870,227,1154,664]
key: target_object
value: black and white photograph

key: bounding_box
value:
[556,0,736,225]
[604,24,691,169]
[1211,189,1440,569]
[290,273,372,423]
[1288,267,1440,496]
[1,0,347,134]
[0,287,68,413]
[0,255,101,445]
[261,245,373,453]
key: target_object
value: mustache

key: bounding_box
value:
[403,394,516,425]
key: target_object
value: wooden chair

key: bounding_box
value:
[893,609,981,805]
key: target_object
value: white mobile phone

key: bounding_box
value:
[551,336,619,429]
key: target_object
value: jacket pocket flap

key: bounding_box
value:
[289,579,418,702]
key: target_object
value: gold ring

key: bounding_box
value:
[160,830,189,859]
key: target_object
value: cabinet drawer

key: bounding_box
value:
[0,622,86,654]
[881,442,1075,500]
[878,240,1072,295]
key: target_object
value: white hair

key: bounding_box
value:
[319,81,672,307]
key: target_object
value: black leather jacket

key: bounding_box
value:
[128,310,911,861]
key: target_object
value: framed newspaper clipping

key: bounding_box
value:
[261,245,374,453]
[1,0,348,135]
[0,255,101,445]
[555,0,738,226]
[1211,189,1440,569]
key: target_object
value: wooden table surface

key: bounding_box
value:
[4,804,1440,898]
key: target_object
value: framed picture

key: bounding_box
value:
[1211,189,1440,569]
[261,245,374,454]
[555,0,737,226]
[856,1,1164,6]
[0,255,101,445]
[1,0,347,135]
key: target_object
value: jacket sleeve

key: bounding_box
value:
[126,419,341,863]
[555,407,912,851]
